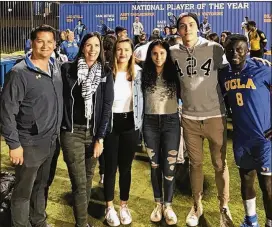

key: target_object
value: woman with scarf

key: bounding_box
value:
[60,32,114,227]
[103,37,143,227]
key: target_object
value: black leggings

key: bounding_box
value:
[239,168,272,220]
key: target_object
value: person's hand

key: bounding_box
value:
[93,141,104,158]
[252,57,272,66]
[9,146,24,165]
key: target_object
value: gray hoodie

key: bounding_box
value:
[170,37,228,117]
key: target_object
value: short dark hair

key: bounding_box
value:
[207,33,220,43]
[30,24,56,41]
[76,32,105,66]
[224,34,248,48]
[247,20,256,27]
[221,30,232,37]
[115,26,127,35]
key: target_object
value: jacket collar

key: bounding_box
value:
[25,53,55,74]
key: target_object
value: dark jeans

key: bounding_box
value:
[11,137,56,227]
[103,112,139,202]
[143,113,180,205]
[45,138,61,207]
[60,125,97,227]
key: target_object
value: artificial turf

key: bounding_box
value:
[0,126,266,227]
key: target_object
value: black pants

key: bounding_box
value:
[143,113,180,205]
[250,49,264,58]
[239,168,272,220]
[133,35,140,46]
[98,153,105,175]
[103,112,139,202]
[11,137,56,227]
[60,125,97,227]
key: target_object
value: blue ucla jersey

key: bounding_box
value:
[219,59,271,171]
[219,59,271,144]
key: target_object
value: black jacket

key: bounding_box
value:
[0,56,63,150]
[61,61,114,139]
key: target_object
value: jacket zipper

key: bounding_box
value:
[70,80,77,133]
[93,91,97,136]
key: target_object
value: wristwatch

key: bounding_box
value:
[97,138,104,144]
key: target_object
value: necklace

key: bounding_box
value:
[157,71,163,78]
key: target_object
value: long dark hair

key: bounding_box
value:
[75,32,105,66]
[142,39,179,98]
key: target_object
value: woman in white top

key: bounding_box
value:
[103,37,143,227]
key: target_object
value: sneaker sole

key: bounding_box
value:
[166,219,177,225]
[106,220,120,227]
[150,217,162,223]
[120,219,132,225]
[186,221,199,227]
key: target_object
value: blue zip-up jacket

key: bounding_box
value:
[61,61,114,139]
[0,54,63,150]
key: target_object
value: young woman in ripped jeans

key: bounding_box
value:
[142,40,180,225]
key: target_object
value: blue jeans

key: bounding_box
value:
[143,113,180,205]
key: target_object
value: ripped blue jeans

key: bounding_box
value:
[143,113,181,205]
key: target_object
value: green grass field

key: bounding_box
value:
[0,126,266,227]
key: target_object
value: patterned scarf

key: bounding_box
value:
[77,57,102,128]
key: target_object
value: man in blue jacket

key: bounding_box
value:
[0,25,63,227]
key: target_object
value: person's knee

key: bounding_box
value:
[261,175,272,200]
[146,147,156,160]
[212,158,228,172]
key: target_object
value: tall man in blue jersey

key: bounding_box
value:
[219,34,272,227]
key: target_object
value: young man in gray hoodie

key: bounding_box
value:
[170,12,232,227]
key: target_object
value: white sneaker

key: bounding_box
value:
[163,205,177,225]
[99,174,104,184]
[220,206,234,227]
[186,203,203,227]
[105,206,120,227]
[119,204,132,225]
[150,203,163,222]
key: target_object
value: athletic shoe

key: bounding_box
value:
[186,202,203,227]
[119,204,132,225]
[150,203,163,222]
[105,206,120,227]
[240,215,260,227]
[220,206,234,227]
[163,205,177,225]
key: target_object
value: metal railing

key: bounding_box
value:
[0,2,59,54]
